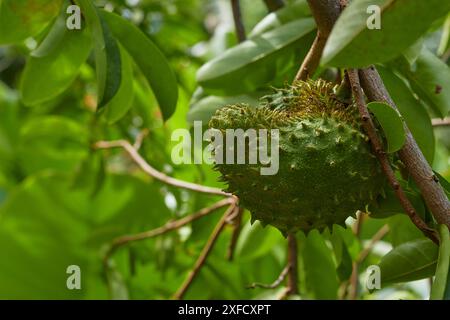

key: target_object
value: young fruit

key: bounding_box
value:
[208,79,386,236]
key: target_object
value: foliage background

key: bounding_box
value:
[0,0,448,299]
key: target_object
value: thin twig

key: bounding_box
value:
[356,224,390,264]
[226,207,244,261]
[347,69,439,244]
[103,198,235,264]
[95,140,230,197]
[247,265,290,289]
[348,212,363,300]
[173,203,237,299]
[263,0,284,12]
[133,129,149,150]
[432,117,450,127]
[231,0,246,42]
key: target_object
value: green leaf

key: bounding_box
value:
[102,45,134,124]
[367,102,406,153]
[20,19,92,106]
[377,66,435,163]
[235,221,284,261]
[187,92,266,124]
[322,0,450,67]
[249,0,310,37]
[434,172,450,199]
[197,18,316,95]
[77,0,121,110]
[0,0,63,44]
[379,238,438,285]
[430,225,450,300]
[300,231,339,299]
[369,188,425,220]
[100,10,178,121]
[330,226,354,281]
[400,48,450,118]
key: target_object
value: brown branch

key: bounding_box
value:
[263,0,284,12]
[226,207,244,261]
[103,198,235,264]
[173,203,237,299]
[295,0,343,81]
[348,212,363,300]
[348,69,439,244]
[133,128,149,150]
[356,224,390,264]
[432,117,450,127]
[247,265,290,289]
[359,68,450,228]
[94,140,230,197]
[231,0,246,43]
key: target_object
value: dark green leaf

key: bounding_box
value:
[101,10,178,121]
[20,20,92,106]
[322,0,450,67]
[377,66,435,163]
[249,0,310,37]
[430,225,450,300]
[0,0,63,44]
[77,1,122,109]
[369,188,425,220]
[197,18,316,95]
[379,238,438,284]
[102,45,134,124]
[367,102,406,153]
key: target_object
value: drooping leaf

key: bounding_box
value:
[20,18,92,106]
[379,238,438,284]
[77,0,121,110]
[100,10,178,121]
[0,0,63,44]
[197,18,316,95]
[300,231,339,299]
[399,48,450,118]
[187,91,267,124]
[322,0,450,67]
[249,0,310,37]
[377,66,435,163]
[330,226,354,281]
[430,225,450,300]
[367,102,406,153]
[102,45,134,124]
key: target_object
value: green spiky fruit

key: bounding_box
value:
[208,80,386,235]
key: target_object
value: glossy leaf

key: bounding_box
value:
[400,48,450,118]
[430,225,450,300]
[102,45,134,124]
[322,0,450,67]
[379,239,438,284]
[197,18,316,95]
[20,20,92,106]
[101,10,178,121]
[77,0,122,110]
[0,0,63,44]
[377,66,435,163]
[249,0,310,37]
[187,92,266,124]
[367,102,406,153]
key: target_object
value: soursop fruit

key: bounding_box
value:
[208,79,386,235]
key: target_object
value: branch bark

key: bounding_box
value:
[286,234,299,295]
[231,0,246,42]
[348,70,439,244]
[432,117,450,127]
[173,203,237,299]
[359,68,450,228]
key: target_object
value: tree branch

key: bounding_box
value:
[286,234,299,295]
[231,0,246,42]
[359,68,450,228]
[94,140,230,197]
[295,0,342,81]
[103,198,235,264]
[226,207,244,261]
[247,264,290,289]
[263,0,284,12]
[348,69,439,244]
[173,203,237,299]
